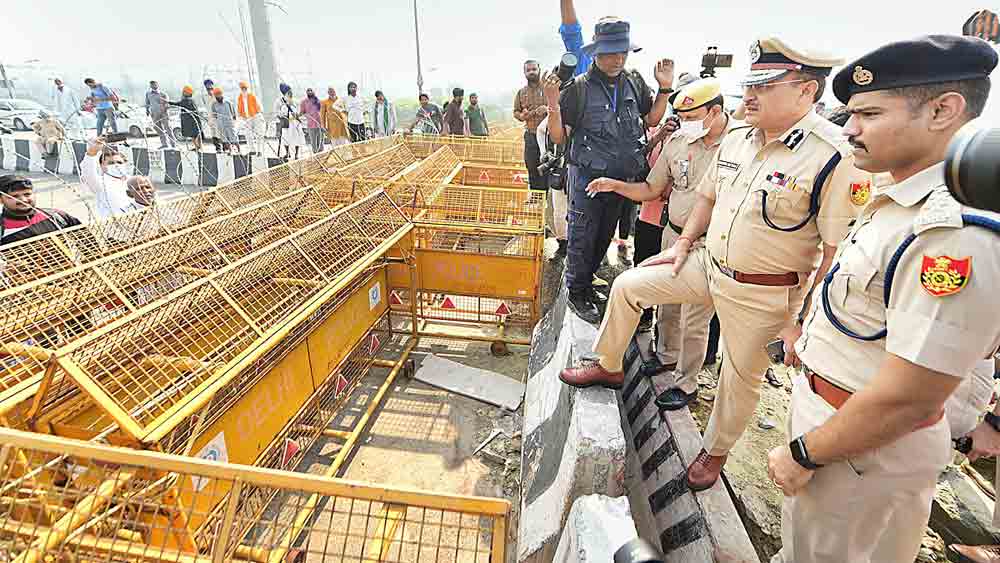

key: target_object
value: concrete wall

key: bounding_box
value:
[519,284,628,563]
[552,495,638,563]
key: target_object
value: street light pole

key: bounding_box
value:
[0,63,14,99]
[414,0,424,97]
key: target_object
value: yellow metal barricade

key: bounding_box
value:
[0,426,510,563]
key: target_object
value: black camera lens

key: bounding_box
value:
[557,53,579,84]
[613,538,664,563]
[945,126,1000,213]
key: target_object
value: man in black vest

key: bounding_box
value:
[544,18,674,323]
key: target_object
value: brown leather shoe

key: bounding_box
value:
[685,449,727,492]
[950,544,1000,563]
[559,362,624,390]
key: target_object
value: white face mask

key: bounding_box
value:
[105,163,129,179]
[677,112,716,140]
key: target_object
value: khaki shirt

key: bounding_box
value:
[647,115,737,230]
[797,163,1000,390]
[697,110,867,274]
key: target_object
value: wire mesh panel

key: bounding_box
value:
[325,135,405,168]
[390,287,535,332]
[312,144,419,207]
[401,134,524,166]
[458,164,530,189]
[410,186,544,232]
[0,427,510,563]
[8,191,410,443]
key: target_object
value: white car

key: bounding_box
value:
[78,103,181,139]
[0,98,45,131]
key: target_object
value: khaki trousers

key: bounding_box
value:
[771,373,951,563]
[654,229,715,393]
[593,246,804,454]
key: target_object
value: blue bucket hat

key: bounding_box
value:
[582,19,641,56]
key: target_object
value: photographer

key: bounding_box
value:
[80,137,157,219]
[543,17,673,323]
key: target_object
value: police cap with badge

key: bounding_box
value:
[671,78,722,113]
[742,36,843,87]
[831,35,1000,214]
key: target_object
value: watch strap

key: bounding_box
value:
[790,436,823,470]
[658,87,674,95]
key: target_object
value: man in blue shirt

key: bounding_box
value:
[84,78,119,135]
[559,0,592,77]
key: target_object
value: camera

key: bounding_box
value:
[556,52,579,89]
[700,46,733,78]
[538,151,566,190]
[104,132,131,144]
[614,538,664,563]
[945,125,1000,213]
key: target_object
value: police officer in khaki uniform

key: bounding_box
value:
[585,78,736,410]
[559,36,869,492]
[767,35,1000,563]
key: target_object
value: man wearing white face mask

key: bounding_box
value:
[80,137,156,220]
[584,78,736,409]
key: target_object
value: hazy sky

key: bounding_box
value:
[4,0,1000,112]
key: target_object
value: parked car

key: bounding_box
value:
[0,98,45,131]
[78,103,182,139]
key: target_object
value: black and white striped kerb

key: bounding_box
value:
[619,337,714,560]
[0,135,254,188]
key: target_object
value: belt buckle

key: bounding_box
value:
[719,262,735,278]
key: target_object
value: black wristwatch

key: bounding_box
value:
[789,436,823,470]
[658,87,674,95]
[985,412,1000,433]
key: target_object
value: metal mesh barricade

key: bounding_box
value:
[0,426,510,563]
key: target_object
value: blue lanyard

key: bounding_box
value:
[600,80,618,113]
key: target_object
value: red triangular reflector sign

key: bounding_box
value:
[441,296,457,310]
[478,170,490,183]
[368,333,381,355]
[389,290,403,305]
[335,374,349,396]
[281,438,300,468]
[495,302,512,316]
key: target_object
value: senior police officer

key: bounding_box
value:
[543,17,675,324]
[586,78,736,410]
[559,36,869,492]
[767,35,1000,563]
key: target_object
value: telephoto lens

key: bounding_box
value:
[613,537,664,563]
[945,125,1000,213]
[557,53,579,85]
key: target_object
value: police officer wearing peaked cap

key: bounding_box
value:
[543,18,676,324]
[560,36,870,495]
[767,35,1000,563]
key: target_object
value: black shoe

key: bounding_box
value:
[637,310,653,332]
[569,292,602,324]
[553,239,568,259]
[639,357,676,378]
[589,287,607,305]
[655,387,698,411]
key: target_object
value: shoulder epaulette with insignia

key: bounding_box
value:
[913,187,963,235]
[809,117,854,157]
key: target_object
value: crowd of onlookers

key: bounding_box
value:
[23,76,496,162]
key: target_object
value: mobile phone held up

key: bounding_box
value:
[104,132,130,144]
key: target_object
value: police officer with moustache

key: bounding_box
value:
[558,37,869,495]
[543,17,675,323]
[767,35,1000,563]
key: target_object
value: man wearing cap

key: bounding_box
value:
[586,78,735,410]
[558,36,867,491]
[0,176,81,246]
[543,18,674,324]
[766,35,1000,563]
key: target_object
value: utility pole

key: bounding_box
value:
[248,0,280,114]
[0,63,14,99]
[414,0,424,97]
